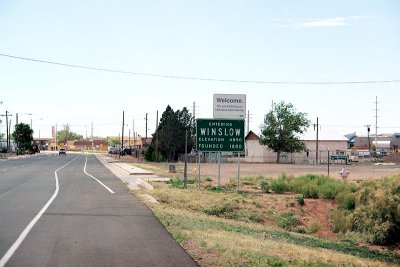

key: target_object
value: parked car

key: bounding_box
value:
[108,147,118,154]
[59,148,66,155]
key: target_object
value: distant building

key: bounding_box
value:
[32,138,52,151]
[66,140,109,151]
[245,131,348,164]
[352,133,400,151]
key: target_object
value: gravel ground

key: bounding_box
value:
[115,155,400,182]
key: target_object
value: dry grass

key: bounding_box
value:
[135,184,400,267]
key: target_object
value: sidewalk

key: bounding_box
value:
[96,154,169,191]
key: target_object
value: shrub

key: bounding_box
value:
[205,185,233,192]
[293,225,307,234]
[167,178,184,188]
[144,146,154,161]
[260,181,270,193]
[249,213,263,223]
[205,177,212,182]
[319,181,342,199]
[271,176,289,193]
[288,174,354,199]
[307,222,321,234]
[276,210,299,230]
[203,202,238,219]
[336,191,355,210]
[330,209,352,233]
[351,176,400,245]
[301,183,319,198]
[297,196,305,206]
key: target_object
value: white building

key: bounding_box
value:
[245,131,348,164]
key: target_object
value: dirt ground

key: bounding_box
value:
[186,162,400,182]
[116,155,400,250]
[117,155,400,182]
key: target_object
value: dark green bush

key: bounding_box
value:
[260,181,270,193]
[297,196,305,206]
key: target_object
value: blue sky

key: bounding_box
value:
[1,1,399,140]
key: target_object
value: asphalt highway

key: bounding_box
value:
[0,153,197,267]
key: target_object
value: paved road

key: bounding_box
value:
[0,154,197,267]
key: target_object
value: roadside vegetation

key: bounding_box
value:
[134,170,400,266]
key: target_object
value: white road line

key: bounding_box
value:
[0,155,80,267]
[84,156,115,194]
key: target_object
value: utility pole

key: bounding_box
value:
[184,129,188,189]
[314,117,319,164]
[55,123,57,151]
[145,113,148,147]
[374,96,378,147]
[91,121,94,150]
[122,111,125,152]
[132,118,135,148]
[247,110,250,134]
[193,101,196,122]
[366,125,371,152]
[156,110,159,162]
[5,111,10,150]
[193,102,196,151]
[15,113,19,155]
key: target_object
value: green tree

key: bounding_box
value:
[108,138,121,146]
[57,124,83,144]
[153,105,194,162]
[259,101,310,163]
[12,123,33,153]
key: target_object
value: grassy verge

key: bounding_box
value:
[133,162,172,175]
[135,184,400,266]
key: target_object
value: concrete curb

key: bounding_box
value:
[95,154,155,191]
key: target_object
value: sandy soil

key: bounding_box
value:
[120,158,400,182]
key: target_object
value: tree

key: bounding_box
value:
[151,105,194,162]
[108,138,121,146]
[57,124,83,144]
[12,123,33,153]
[259,101,310,163]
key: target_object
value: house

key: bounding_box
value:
[352,133,400,154]
[245,131,348,164]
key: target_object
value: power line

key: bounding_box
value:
[1,53,400,85]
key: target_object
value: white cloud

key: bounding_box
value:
[299,17,348,28]
[271,16,373,29]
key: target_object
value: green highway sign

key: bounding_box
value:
[196,119,245,152]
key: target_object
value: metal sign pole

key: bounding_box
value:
[328,150,330,176]
[237,151,240,192]
[218,152,221,188]
[198,151,201,191]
